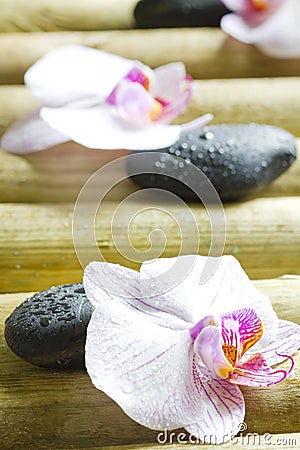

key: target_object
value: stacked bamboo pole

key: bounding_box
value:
[1,278,299,447]
[0,1,299,448]
[1,29,300,83]
[1,77,300,136]
[0,0,138,32]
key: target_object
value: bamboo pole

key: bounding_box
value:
[103,434,300,449]
[1,279,299,447]
[0,30,300,84]
[0,0,137,32]
[0,137,299,204]
[1,78,300,138]
[0,198,300,292]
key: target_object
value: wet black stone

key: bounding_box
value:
[4,283,94,369]
[128,124,297,202]
[134,0,229,28]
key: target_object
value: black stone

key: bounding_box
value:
[134,0,229,28]
[4,283,94,369]
[128,124,297,202]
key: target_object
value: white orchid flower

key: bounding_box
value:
[1,45,212,154]
[83,255,300,444]
[221,0,300,58]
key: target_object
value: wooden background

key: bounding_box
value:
[0,0,299,448]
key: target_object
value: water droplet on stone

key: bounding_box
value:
[128,124,297,202]
[205,132,214,140]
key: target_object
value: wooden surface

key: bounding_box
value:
[0,29,300,84]
[0,141,299,203]
[1,197,300,293]
[104,434,300,449]
[1,78,300,138]
[1,278,299,448]
[0,0,137,32]
[0,4,299,449]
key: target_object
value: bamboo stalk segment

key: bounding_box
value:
[0,198,300,293]
[1,78,300,139]
[0,144,132,203]
[0,30,300,84]
[186,78,300,135]
[1,280,299,447]
[0,0,137,32]
[103,434,300,449]
[0,140,299,203]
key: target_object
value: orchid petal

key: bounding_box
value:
[222,0,285,26]
[40,105,182,150]
[255,0,300,58]
[83,261,189,330]
[113,80,161,125]
[107,66,152,105]
[25,45,137,106]
[194,326,233,379]
[221,0,241,10]
[221,1,300,58]
[151,63,193,124]
[221,308,263,362]
[85,299,207,431]
[251,319,300,366]
[186,360,245,444]
[151,62,187,101]
[221,13,258,43]
[180,113,214,132]
[229,353,292,386]
[0,109,69,154]
[154,82,193,124]
[140,255,277,337]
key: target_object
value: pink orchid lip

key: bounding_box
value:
[105,65,193,126]
[193,308,297,387]
[236,0,285,27]
[228,353,295,386]
[106,66,150,106]
[189,315,218,343]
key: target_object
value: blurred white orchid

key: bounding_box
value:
[221,0,300,58]
[1,46,212,154]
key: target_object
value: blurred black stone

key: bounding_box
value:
[134,0,229,28]
[5,283,93,369]
[128,124,297,202]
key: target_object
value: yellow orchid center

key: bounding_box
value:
[252,0,268,11]
[149,100,163,121]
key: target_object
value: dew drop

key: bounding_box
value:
[205,132,214,140]
[40,317,50,327]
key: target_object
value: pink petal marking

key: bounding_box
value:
[194,326,233,379]
[86,300,210,431]
[255,319,300,366]
[186,358,245,444]
[106,66,150,106]
[125,66,150,89]
[112,80,160,126]
[221,308,263,364]
[190,315,218,343]
[229,352,294,386]
[107,65,193,126]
